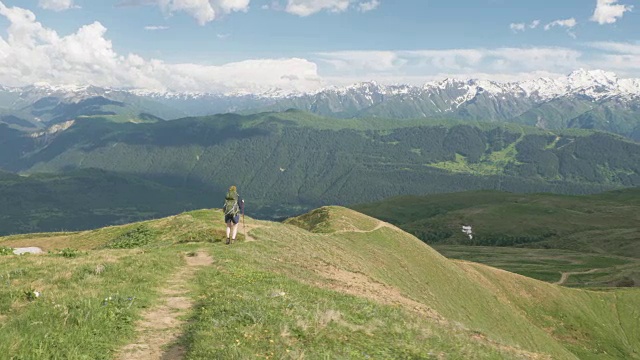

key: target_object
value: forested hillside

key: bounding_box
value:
[353,188,640,253]
[1,112,638,220]
[0,169,212,235]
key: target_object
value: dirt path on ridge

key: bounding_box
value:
[242,220,265,242]
[116,251,213,360]
[554,268,601,285]
[334,220,401,234]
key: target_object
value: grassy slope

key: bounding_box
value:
[0,208,638,359]
[352,189,640,287]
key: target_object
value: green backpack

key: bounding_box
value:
[224,190,239,216]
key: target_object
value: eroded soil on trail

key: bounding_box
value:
[241,220,267,242]
[554,268,602,285]
[311,262,446,323]
[117,251,213,360]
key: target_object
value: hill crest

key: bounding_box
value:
[1,207,640,359]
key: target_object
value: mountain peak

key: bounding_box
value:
[567,68,619,87]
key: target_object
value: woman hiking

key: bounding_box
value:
[223,185,244,244]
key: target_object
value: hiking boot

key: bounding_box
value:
[225,238,230,245]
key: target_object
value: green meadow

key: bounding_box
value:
[1,207,639,359]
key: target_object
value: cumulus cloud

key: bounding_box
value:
[357,0,380,12]
[544,18,577,30]
[544,18,577,38]
[158,0,252,25]
[591,0,633,24]
[285,0,350,16]
[529,20,540,29]
[0,2,321,93]
[38,0,78,11]
[285,0,380,16]
[116,0,250,25]
[121,0,377,19]
[2,2,640,93]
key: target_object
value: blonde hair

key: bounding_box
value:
[229,185,237,192]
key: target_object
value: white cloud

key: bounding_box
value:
[144,25,169,30]
[286,0,350,16]
[315,48,587,83]
[0,2,321,93]
[587,41,640,54]
[585,42,640,75]
[122,0,376,19]
[591,0,633,25]
[510,20,540,33]
[117,0,250,25]
[544,18,577,30]
[544,18,577,38]
[38,0,78,11]
[357,0,380,12]
[216,33,230,39]
[2,2,640,93]
[509,23,526,32]
[316,51,406,72]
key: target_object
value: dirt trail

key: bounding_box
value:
[242,219,265,242]
[307,262,547,359]
[334,220,401,234]
[555,268,601,285]
[117,251,213,360]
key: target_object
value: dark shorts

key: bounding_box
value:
[225,214,240,225]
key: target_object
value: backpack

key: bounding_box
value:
[224,190,239,216]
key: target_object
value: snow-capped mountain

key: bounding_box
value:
[255,70,640,139]
[1,70,640,140]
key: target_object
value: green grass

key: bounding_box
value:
[184,252,510,359]
[1,207,639,359]
[435,245,640,287]
[0,246,184,359]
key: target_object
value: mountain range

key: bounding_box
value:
[1,70,640,140]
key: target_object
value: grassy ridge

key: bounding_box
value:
[1,207,639,359]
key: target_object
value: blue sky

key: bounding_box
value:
[0,0,638,93]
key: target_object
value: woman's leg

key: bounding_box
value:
[232,223,239,241]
